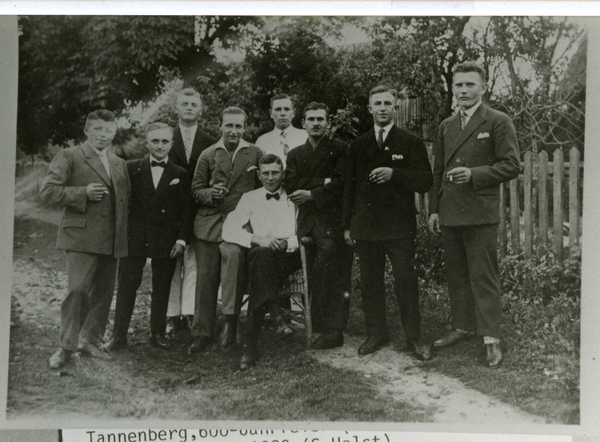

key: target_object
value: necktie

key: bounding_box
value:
[183,129,193,162]
[266,192,280,201]
[460,111,467,130]
[151,160,166,168]
[98,151,111,177]
[377,128,385,149]
[280,131,289,157]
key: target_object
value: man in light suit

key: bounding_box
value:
[40,110,130,369]
[166,89,217,336]
[428,61,520,368]
[255,94,307,163]
[106,122,191,351]
[188,107,263,355]
[342,85,433,360]
[285,102,352,350]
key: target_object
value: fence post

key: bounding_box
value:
[553,149,564,262]
[510,177,520,254]
[569,147,580,256]
[538,151,549,258]
[499,183,507,257]
[523,151,533,258]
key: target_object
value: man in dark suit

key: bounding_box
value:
[106,122,191,351]
[428,61,520,367]
[166,88,217,336]
[187,107,263,355]
[342,85,433,360]
[40,110,130,369]
[285,102,352,349]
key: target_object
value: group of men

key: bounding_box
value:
[40,61,519,372]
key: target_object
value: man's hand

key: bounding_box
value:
[211,184,228,200]
[274,238,288,252]
[368,167,393,184]
[86,183,108,201]
[344,229,355,247]
[447,167,472,184]
[428,213,441,235]
[289,189,313,205]
[169,243,185,259]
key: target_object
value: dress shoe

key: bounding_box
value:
[358,336,389,356]
[165,316,181,337]
[187,336,211,355]
[312,330,344,349]
[240,343,258,371]
[220,317,238,347]
[406,338,432,361]
[104,335,127,352]
[150,333,172,349]
[433,330,476,348]
[183,315,194,331]
[274,316,293,338]
[49,348,72,369]
[76,342,112,360]
[486,342,503,368]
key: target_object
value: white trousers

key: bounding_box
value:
[167,238,197,317]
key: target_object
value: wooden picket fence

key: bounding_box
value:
[416,147,583,262]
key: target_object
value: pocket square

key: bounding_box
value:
[392,154,404,161]
[384,146,390,151]
[169,178,180,185]
[247,165,257,172]
[477,132,490,139]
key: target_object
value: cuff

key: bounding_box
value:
[287,236,299,252]
[176,240,187,247]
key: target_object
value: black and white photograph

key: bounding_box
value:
[3,7,599,437]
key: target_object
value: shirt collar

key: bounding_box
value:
[461,100,483,118]
[215,138,251,161]
[90,144,108,157]
[149,155,168,165]
[261,186,286,198]
[374,122,394,137]
[179,122,198,133]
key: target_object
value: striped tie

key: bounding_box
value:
[377,128,385,149]
[183,129,193,162]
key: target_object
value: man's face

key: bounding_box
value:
[258,162,284,193]
[84,120,117,151]
[146,127,174,161]
[452,71,487,110]
[220,113,246,149]
[270,98,295,130]
[176,94,202,124]
[368,91,397,127]
[302,109,330,140]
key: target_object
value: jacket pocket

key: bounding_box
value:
[474,186,499,196]
[61,217,87,228]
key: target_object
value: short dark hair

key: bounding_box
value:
[303,102,330,120]
[258,153,284,171]
[220,106,247,125]
[146,121,173,136]
[85,109,116,128]
[177,88,202,104]
[270,94,294,110]
[453,61,487,82]
[369,85,398,100]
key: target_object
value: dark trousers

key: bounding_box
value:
[112,255,177,337]
[441,224,501,339]
[305,229,352,331]
[355,238,421,341]
[61,252,118,351]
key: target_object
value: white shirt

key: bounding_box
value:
[373,122,394,144]
[214,137,252,163]
[222,186,298,251]
[255,126,307,164]
[149,155,168,188]
[460,100,483,127]
[91,145,111,177]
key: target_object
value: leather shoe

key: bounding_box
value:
[433,330,476,348]
[486,342,503,368]
[407,338,432,361]
[312,330,343,349]
[150,333,172,349]
[76,342,112,360]
[358,336,389,356]
[240,343,258,371]
[49,348,72,369]
[165,316,181,337]
[220,318,237,347]
[104,335,127,352]
[187,336,211,355]
[274,316,293,338]
[183,315,194,331]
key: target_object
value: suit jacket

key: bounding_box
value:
[191,139,263,242]
[126,157,192,258]
[285,137,348,239]
[430,103,520,226]
[169,125,217,179]
[342,125,432,240]
[40,141,130,258]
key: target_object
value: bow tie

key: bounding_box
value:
[151,160,166,168]
[266,192,280,201]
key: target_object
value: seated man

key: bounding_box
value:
[221,154,301,370]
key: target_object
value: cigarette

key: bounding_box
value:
[448,175,453,182]
[104,190,109,194]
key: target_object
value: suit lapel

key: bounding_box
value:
[215,147,233,181]
[140,157,155,200]
[81,142,112,188]
[172,127,188,166]
[306,138,329,174]
[361,129,380,161]
[151,159,176,205]
[446,104,487,165]
[228,147,249,190]
[369,125,396,167]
